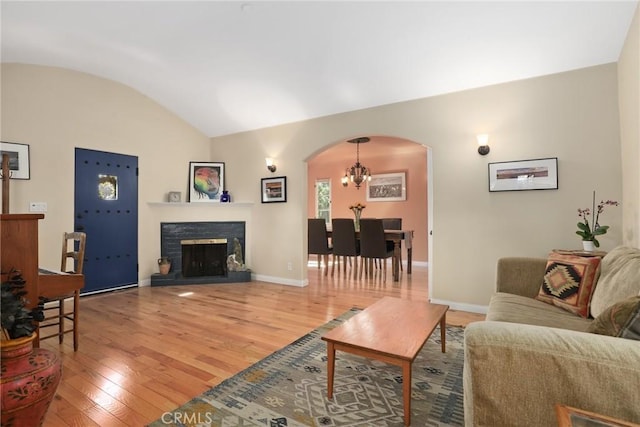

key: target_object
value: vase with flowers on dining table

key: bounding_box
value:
[349,203,365,231]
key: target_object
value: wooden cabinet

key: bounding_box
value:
[1,214,44,309]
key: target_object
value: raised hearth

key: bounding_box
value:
[151,221,251,286]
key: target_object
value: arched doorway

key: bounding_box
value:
[306,135,432,282]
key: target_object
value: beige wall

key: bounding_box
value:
[307,138,429,263]
[618,3,640,248]
[0,64,215,281]
[212,64,624,311]
[0,61,628,312]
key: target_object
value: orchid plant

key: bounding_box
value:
[576,191,619,248]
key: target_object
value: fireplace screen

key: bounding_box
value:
[181,239,227,277]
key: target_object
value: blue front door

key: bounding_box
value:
[74,148,138,294]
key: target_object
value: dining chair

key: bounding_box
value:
[359,218,394,281]
[330,218,360,278]
[382,218,403,271]
[39,231,86,351]
[308,218,332,276]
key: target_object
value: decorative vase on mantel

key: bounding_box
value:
[220,190,231,203]
[1,333,62,426]
[582,240,596,252]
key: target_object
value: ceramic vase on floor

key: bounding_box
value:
[1,333,62,426]
[158,257,171,275]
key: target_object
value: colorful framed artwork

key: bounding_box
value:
[0,141,30,180]
[188,162,225,202]
[488,157,558,192]
[366,172,406,202]
[261,176,287,203]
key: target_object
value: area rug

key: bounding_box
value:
[148,308,465,427]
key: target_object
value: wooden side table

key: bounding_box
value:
[555,404,640,427]
[552,249,607,258]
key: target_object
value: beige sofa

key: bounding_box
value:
[463,246,640,427]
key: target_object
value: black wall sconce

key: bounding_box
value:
[266,158,277,173]
[477,134,490,155]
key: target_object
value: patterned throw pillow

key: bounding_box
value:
[535,253,601,318]
[587,296,640,340]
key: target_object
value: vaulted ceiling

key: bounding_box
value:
[2,1,637,138]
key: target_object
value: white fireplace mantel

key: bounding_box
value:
[147,202,254,207]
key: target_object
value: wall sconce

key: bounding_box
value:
[265,158,277,173]
[341,172,349,187]
[477,134,490,155]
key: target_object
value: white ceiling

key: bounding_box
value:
[1,1,637,138]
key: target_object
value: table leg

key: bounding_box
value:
[73,290,80,351]
[407,247,412,275]
[327,342,336,399]
[440,312,446,353]
[402,360,412,426]
[393,241,401,281]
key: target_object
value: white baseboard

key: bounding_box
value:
[252,273,308,287]
[411,261,428,268]
[429,298,488,315]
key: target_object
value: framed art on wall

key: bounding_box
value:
[0,141,30,180]
[189,162,225,202]
[366,172,406,202]
[261,176,287,203]
[488,157,558,192]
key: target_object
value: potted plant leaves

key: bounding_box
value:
[1,268,62,426]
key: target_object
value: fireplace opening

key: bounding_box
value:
[181,238,228,277]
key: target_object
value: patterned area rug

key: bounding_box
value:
[148,308,465,427]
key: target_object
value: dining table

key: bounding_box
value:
[327,229,413,282]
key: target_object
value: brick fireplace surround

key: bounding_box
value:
[150,221,251,286]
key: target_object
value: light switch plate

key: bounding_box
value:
[29,202,47,212]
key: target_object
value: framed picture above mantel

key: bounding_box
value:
[488,157,558,192]
[188,162,225,202]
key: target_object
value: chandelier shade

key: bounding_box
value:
[344,137,371,189]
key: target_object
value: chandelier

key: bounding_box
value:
[342,137,371,189]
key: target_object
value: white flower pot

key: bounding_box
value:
[582,241,595,252]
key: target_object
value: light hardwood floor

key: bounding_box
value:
[40,264,485,426]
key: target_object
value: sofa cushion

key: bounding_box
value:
[487,292,592,332]
[590,246,640,318]
[587,296,640,340]
[535,253,601,318]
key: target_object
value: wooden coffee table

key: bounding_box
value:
[555,404,640,427]
[321,297,449,426]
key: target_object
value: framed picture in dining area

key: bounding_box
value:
[488,157,558,192]
[261,176,287,203]
[366,172,406,202]
[0,141,30,180]
[188,161,225,202]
